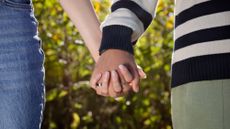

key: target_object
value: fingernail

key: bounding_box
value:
[111,70,115,77]
[105,71,109,77]
[119,64,125,70]
[134,86,139,93]
[140,70,147,79]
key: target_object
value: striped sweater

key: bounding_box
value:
[99,0,230,88]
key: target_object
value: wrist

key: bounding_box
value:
[99,25,134,55]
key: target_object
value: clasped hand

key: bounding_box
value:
[90,49,146,98]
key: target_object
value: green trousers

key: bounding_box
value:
[171,79,230,129]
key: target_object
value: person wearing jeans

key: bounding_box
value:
[0,0,45,128]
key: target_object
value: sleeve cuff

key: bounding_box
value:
[99,25,134,55]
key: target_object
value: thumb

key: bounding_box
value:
[130,68,140,93]
[137,67,147,79]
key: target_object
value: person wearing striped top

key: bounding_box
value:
[94,0,230,128]
[62,0,230,128]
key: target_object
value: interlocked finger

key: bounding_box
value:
[91,73,102,90]
[119,65,133,82]
[95,71,110,96]
[111,70,122,93]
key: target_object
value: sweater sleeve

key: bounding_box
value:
[99,0,158,55]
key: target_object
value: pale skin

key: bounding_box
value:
[59,0,146,97]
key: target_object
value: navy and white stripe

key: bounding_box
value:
[175,1,230,28]
[99,0,157,55]
[111,0,153,30]
[172,0,230,87]
[99,0,230,88]
[100,0,158,43]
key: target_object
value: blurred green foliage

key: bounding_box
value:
[33,0,174,129]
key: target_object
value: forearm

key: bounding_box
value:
[59,0,101,62]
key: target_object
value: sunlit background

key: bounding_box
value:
[33,0,174,128]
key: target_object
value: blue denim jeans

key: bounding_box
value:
[0,0,45,128]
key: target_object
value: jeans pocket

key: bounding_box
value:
[3,0,32,10]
